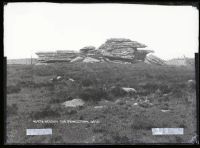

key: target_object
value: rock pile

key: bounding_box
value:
[36,38,167,65]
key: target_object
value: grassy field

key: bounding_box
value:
[6,62,197,144]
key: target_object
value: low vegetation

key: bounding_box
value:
[6,62,196,144]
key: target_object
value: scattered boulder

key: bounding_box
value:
[161,109,170,113]
[56,76,62,80]
[68,78,75,82]
[94,106,105,109]
[122,87,137,93]
[62,98,85,107]
[50,76,63,82]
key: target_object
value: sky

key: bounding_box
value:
[4,3,199,60]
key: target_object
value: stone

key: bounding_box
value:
[94,106,105,109]
[161,109,170,113]
[144,54,166,65]
[56,76,62,80]
[62,98,85,107]
[35,63,48,65]
[80,46,96,53]
[98,38,152,63]
[68,78,75,82]
[83,57,100,63]
[122,87,137,93]
[70,56,84,62]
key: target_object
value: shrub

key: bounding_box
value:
[80,78,94,87]
[131,115,159,130]
[30,105,60,119]
[49,91,72,104]
[7,85,21,94]
[79,87,108,102]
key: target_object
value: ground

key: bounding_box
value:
[6,62,197,144]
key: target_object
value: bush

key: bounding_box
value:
[131,115,159,130]
[79,87,108,102]
[7,85,21,94]
[49,91,72,104]
[30,105,60,119]
[80,78,94,87]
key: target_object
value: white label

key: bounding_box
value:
[26,128,52,135]
[152,128,184,135]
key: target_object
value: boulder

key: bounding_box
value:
[98,38,150,63]
[145,54,166,65]
[122,87,137,93]
[62,98,85,107]
[68,78,75,82]
[70,56,84,62]
[94,106,105,109]
[83,57,100,63]
[161,109,170,112]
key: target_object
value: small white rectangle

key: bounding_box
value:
[152,128,184,135]
[26,128,52,135]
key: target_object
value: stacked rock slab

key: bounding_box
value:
[98,38,153,63]
[144,54,166,65]
[36,50,78,63]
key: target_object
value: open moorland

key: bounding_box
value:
[6,62,197,144]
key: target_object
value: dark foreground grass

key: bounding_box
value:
[6,62,197,144]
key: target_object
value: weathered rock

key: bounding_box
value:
[145,54,166,65]
[98,38,152,63]
[70,56,84,62]
[35,38,159,64]
[36,50,78,63]
[83,57,100,63]
[161,109,170,112]
[122,87,137,93]
[62,98,85,107]
[35,63,48,65]
[80,46,96,53]
[94,106,105,109]
[68,78,75,82]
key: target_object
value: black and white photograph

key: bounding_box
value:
[4,2,199,144]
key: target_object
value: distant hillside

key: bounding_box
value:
[166,58,195,66]
[7,58,37,65]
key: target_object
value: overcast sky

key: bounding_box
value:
[4,3,199,60]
